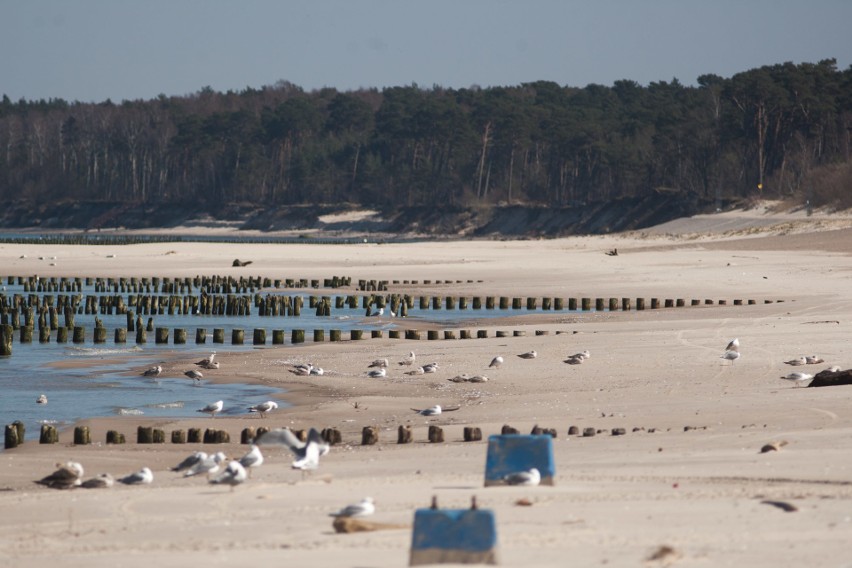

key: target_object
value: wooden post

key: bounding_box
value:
[152,429,166,443]
[330,329,341,341]
[137,426,154,443]
[114,327,127,343]
[389,330,400,339]
[428,425,444,443]
[155,327,169,344]
[568,298,577,310]
[196,328,207,343]
[187,428,202,443]
[477,330,488,338]
[136,325,146,344]
[664,299,674,308]
[241,427,256,445]
[73,426,91,445]
[427,330,439,340]
[609,298,618,311]
[321,428,342,445]
[174,328,187,344]
[73,326,86,343]
[501,424,520,435]
[232,329,244,345]
[20,326,33,343]
[397,425,412,444]
[526,297,537,310]
[5,424,19,449]
[106,430,126,444]
[213,328,225,343]
[371,330,383,338]
[460,330,472,339]
[351,329,363,340]
[405,329,421,340]
[39,424,58,444]
[486,296,495,309]
[93,326,107,343]
[443,330,456,339]
[473,297,482,309]
[253,328,266,345]
[636,298,646,310]
[361,426,379,445]
[171,430,187,444]
[463,427,483,442]
[2,324,15,355]
[311,329,324,342]
[622,297,632,311]
[499,297,509,309]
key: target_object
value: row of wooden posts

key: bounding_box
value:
[5,421,586,450]
[7,275,354,294]
[6,420,662,450]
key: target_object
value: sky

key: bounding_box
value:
[2,0,851,104]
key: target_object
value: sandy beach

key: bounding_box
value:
[2,205,852,567]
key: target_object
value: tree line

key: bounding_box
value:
[2,59,850,215]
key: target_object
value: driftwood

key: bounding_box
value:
[232,259,253,267]
[332,517,409,534]
[808,368,852,387]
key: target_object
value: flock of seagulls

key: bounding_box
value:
[721,337,842,387]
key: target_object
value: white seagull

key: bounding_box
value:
[238,445,264,477]
[183,452,227,478]
[517,350,537,359]
[422,362,439,373]
[368,358,389,368]
[411,405,460,416]
[35,461,84,489]
[170,451,208,472]
[119,467,153,485]
[503,467,541,486]
[721,350,740,365]
[185,369,203,381]
[81,473,115,489]
[805,355,825,365]
[310,366,325,375]
[330,497,375,518]
[209,461,247,491]
[199,361,220,370]
[367,368,387,378]
[256,427,329,470]
[142,365,162,377]
[489,356,504,369]
[780,372,814,387]
[405,366,426,376]
[784,357,807,366]
[36,394,48,404]
[398,351,416,366]
[248,400,279,418]
[725,338,740,352]
[196,352,216,367]
[197,400,224,418]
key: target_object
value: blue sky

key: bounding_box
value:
[2,0,851,103]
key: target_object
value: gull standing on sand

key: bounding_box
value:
[367,368,387,378]
[398,351,416,366]
[119,467,153,485]
[238,445,264,477]
[171,451,208,472]
[411,405,460,416]
[248,400,279,418]
[142,365,162,377]
[330,497,375,518]
[209,461,247,491]
[780,372,814,387]
[185,369,203,382]
[184,452,227,477]
[368,358,389,368]
[721,350,740,365]
[489,356,504,369]
[256,427,329,470]
[197,400,224,418]
[517,351,537,359]
[35,461,84,489]
[196,352,216,367]
[503,467,541,486]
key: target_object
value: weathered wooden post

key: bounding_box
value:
[322,428,342,445]
[187,428,202,443]
[292,329,305,344]
[499,297,510,309]
[106,430,126,444]
[405,330,421,340]
[428,425,444,443]
[622,297,632,311]
[636,298,646,310]
[330,329,342,341]
[20,325,34,343]
[5,424,20,449]
[427,330,439,340]
[155,327,169,344]
[398,425,412,444]
[361,426,379,445]
[464,427,482,442]
[39,424,59,444]
[213,328,225,343]
[137,426,154,444]
[312,329,324,342]
[74,426,91,445]
[253,329,266,345]
[351,329,364,340]
[114,327,127,343]
[0,324,11,356]
[195,328,207,343]
[72,326,86,343]
[93,326,107,344]
[231,329,244,345]
[171,430,187,444]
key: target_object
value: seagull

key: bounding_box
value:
[721,350,740,365]
[448,374,470,383]
[199,361,220,370]
[81,473,115,489]
[805,355,825,365]
[564,356,585,365]
[330,497,375,518]
[468,375,489,383]
[368,358,389,368]
[197,400,224,418]
[398,351,416,366]
[185,369,203,381]
[422,362,439,373]
[35,461,84,489]
[238,445,264,477]
[119,467,153,485]
[289,364,313,376]
[411,405,461,416]
[489,356,504,368]
[570,350,591,361]
[784,357,807,366]
[209,461,247,491]
[248,400,279,418]
[503,467,541,486]
[142,365,162,377]
[36,394,48,404]
[170,451,208,472]
[195,352,216,367]
[517,351,537,359]
[310,366,324,376]
[404,367,426,376]
[367,368,387,378]
[780,372,814,386]
[725,338,740,352]
[256,427,329,470]
[183,452,227,477]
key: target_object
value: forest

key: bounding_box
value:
[1,58,850,231]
